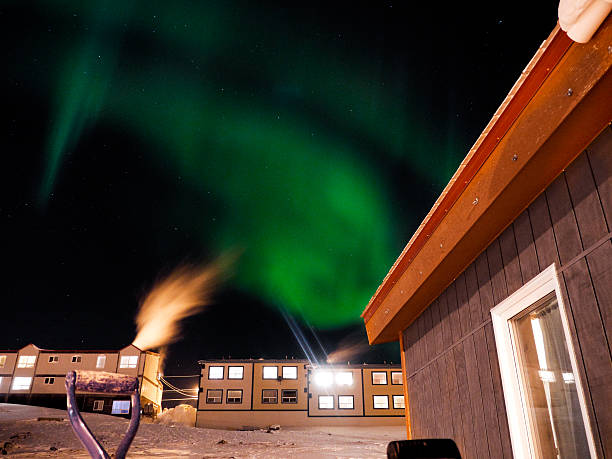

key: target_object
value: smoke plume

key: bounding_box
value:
[132,256,232,351]
[326,335,370,364]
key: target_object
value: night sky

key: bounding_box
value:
[2,1,559,375]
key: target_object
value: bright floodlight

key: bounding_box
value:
[314,370,333,387]
[335,371,353,386]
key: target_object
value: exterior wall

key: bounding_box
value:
[197,360,405,428]
[0,376,12,393]
[36,351,117,375]
[141,352,163,407]
[400,127,612,458]
[198,362,255,411]
[196,410,404,430]
[10,344,39,393]
[117,345,142,377]
[32,375,64,394]
[252,362,307,411]
[362,368,405,417]
[308,368,363,417]
[0,352,17,376]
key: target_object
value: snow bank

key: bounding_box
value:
[155,404,196,427]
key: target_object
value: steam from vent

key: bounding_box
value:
[326,336,370,364]
[132,255,233,351]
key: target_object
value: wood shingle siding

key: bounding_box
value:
[401,127,612,459]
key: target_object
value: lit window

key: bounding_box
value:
[72,355,82,363]
[111,400,130,414]
[393,395,405,409]
[206,389,223,404]
[93,400,104,411]
[391,371,403,385]
[314,371,333,387]
[12,377,32,390]
[281,389,297,404]
[96,355,106,369]
[338,395,354,409]
[372,372,387,385]
[48,356,59,363]
[0,356,6,368]
[262,389,278,404]
[282,366,297,379]
[262,366,278,379]
[373,395,389,409]
[318,395,334,409]
[228,366,243,379]
[563,372,575,384]
[119,355,138,369]
[335,372,353,386]
[208,366,224,379]
[17,355,36,368]
[226,389,243,404]
[44,377,55,385]
[491,266,595,458]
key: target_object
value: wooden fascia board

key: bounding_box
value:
[365,17,612,344]
[361,26,573,324]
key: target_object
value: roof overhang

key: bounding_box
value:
[362,17,612,345]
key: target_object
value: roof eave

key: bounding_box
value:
[363,17,612,344]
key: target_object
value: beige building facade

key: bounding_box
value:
[196,359,404,429]
[0,343,163,416]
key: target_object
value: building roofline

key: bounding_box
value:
[197,359,401,368]
[362,18,612,344]
[0,343,158,356]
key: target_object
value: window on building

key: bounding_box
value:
[226,389,243,404]
[391,371,403,385]
[282,366,297,379]
[111,400,130,414]
[93,400,104,411]
[372,371,387,385]
[314,370,333,387]
[17,355,36,368]
[208,366,224,380]
[48,356,59,363]
[0,355,6,368]
[44,377,55,385]
[335,372,353,386]
[491,265,595,458]
[281,389,297,404]
[72,355,82,363]
[318,395,334,409]
[262,389,278,404]
[338,395,354,409]
[373,395,389,409]
[12,377,32,390]
[393,395,405,409]
[119,355,138,368]
[96,355,106,369]
[228,366,243,379]
[262,366,278,379]
[206,389,223,404]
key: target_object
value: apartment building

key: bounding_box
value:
[196,359,405,429]
[0,343,163,416]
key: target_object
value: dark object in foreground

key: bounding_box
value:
[65,370,141,459]
[387,439,462,459]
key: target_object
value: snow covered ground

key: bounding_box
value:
[0,404,405,457]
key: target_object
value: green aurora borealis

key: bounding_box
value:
[20,1,467,329]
